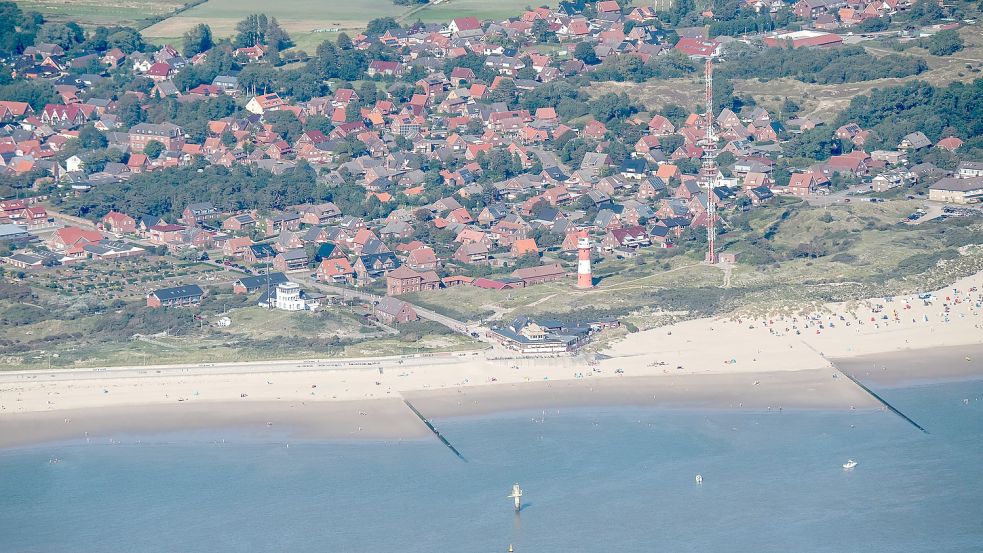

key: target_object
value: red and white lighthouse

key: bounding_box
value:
[576,230,593,289]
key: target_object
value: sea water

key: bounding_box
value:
[1,378,981,553]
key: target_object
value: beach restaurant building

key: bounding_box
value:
[488,316,589,354]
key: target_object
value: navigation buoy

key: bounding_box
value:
[508,483,523,511]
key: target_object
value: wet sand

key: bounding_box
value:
[0,398,430,449]
[0,369,876,448]
[832,343,983,387]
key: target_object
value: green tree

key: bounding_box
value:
[0,79,57,110]
[926,29,963,56]
[0,2,41,55]
[589,92,637,122]
[234,14,291,49]
[781,97,800,117]
[265,110,303,142]
[305,115,334,135]
[78,124,107,149]
[36,22,83,50]
[116,94,143,127]
[784,127,840,160]
[336,32,353,50]
[107,28,144,52]
[366,18,401,36]
[143,140,164,159]
[531,18,556,43]
[574,41,599,65]
[358,81,378,105]
[182,23,213,57]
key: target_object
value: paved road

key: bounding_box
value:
[0,352,482,381]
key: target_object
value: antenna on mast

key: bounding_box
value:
[701,57,719,265]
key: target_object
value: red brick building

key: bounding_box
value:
[101,211,136,234]
[385,265,441,296]
[374,297,419,324]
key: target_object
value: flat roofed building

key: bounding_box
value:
[147,284,204,308]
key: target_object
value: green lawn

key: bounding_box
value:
[17,0,185,26]
[411,0,537,22]
[143,0,413,41]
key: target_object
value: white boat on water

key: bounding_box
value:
[843,459,858,470]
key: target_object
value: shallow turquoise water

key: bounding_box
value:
[1,378,981,552]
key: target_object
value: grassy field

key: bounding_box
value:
[17,0,186,26]
[0,294,482,369]
[411,0,543,23]
[142,0,413,44]
[142,0,564,49]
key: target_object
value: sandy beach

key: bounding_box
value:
[0,370,876,449]
[3,270,983,448]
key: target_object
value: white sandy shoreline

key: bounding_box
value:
[0,370,876,449]
[3,271,983,448]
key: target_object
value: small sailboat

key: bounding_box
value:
[843,459,858,470]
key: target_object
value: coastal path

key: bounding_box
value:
[299,278,502,349]
[0,351,484,382]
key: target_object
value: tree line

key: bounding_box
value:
[721,42,928,84]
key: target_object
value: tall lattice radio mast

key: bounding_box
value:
[701,58,719,264]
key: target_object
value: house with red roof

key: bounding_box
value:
[386,265,441,296]
[0,101,33,121]
[245,93,287,115]
[368,60,402,77]
[787,172,828,196]
[448,17,482,36]
[234,44,266,62]
[511,238,539,257]
[146,62,174,81]
[48,226,103,251]
[405,246,438,271]
[101,211,136,234]
[317,257,355,284]
[583,120,607,140]
[41,104,89,127]
[597,0,621,12]
[674,38,723,59]
[937,137,963,152]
